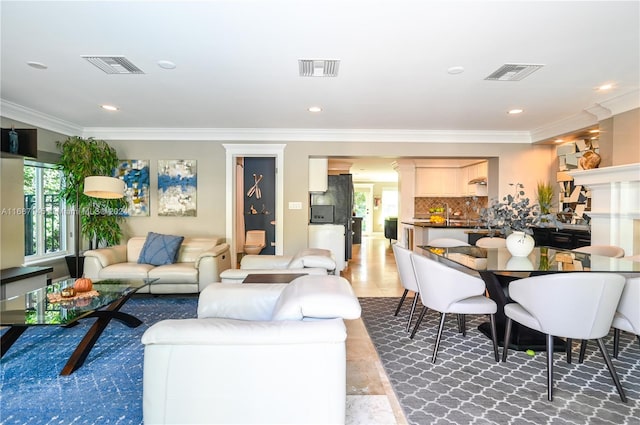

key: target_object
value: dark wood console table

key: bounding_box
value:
[1,266,52,299]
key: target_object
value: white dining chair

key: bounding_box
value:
[502,273,627,402]
[579,276,640,362]
[573,245,625,258]
[475,237,506,248]
[392,243,420,332]
[409,252,499,363]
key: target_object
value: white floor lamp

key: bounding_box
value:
[72,176,125,277]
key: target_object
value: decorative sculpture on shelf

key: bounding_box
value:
[579,150,601,170]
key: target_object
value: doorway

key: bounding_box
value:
[354,184,374,235]
[224,144,285,267]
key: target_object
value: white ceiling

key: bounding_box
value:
[1,1,638,180]
[2,1,638,138]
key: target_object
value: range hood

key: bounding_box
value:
[468,177,487,185]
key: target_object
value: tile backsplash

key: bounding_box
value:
[414,196,488,219]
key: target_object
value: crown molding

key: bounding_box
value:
[530,90,640,143]
[598,89,640,116]
[529,111,599,143]
[83,127,531,143]
[0,99,82,136]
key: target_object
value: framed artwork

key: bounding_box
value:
[114,160,150,216]
[158,159,197,216]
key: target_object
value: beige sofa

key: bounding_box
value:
[83,236,231,294]
[219,248,337,283]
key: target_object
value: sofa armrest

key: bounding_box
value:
[83,245,128,280]
[84,244,127,268]
[142,317,346,346]
[195,243,230,267]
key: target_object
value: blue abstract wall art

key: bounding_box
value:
[158,160,197,216]
[114,160,150,217]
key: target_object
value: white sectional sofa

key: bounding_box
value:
[83,236,231,294]
[141,275,361,425]
[219,248,338,283]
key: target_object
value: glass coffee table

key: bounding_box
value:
[0,278,155,375]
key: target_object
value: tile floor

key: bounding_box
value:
[342,234,408,425]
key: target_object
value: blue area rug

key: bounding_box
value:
[0,296,198,425]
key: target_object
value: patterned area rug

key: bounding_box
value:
[0,296,198,425]
[359,297,640,425]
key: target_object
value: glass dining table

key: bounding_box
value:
[416,245,639,351]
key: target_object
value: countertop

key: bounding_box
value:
[401,220,590,232]
[401,220,480,229]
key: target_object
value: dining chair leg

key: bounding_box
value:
[489,314,499,362]
[432,312,447,364]
[410,306,428,339]
[405,293,420,332]
[578,339,588,363]
[502,317,513,362]
[460,314,466,337]
[566,338,572,364]
[595,338,627,403]
[394,289,409,316]
[546,333,554,401]
[613,329,620,359]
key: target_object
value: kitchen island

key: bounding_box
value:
[402,220,480,249]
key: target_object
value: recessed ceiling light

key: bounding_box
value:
[157,60,176,70]
[447,66,465,75]
[27,61,47,70]
[508,109,523,115]
[101,104,119,111]
[597,83,613,91]
[308,106,322,113]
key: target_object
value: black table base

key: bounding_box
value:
[477,322,566,352]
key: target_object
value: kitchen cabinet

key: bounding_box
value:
[460,162,488,196]
[532,227,591,250]
[415,168,458,196]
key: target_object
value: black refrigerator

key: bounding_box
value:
[310,174,354,261]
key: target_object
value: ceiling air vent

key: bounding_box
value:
[298,59,340,77]
[82,56,145,74]
[484,63,543,81]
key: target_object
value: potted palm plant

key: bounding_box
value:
[57,136,125,277]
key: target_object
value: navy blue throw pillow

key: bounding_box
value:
[137,232,184,266]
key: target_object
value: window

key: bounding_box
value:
[380,188,398,223]
[24,161,67,259]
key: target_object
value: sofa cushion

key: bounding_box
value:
[271,275,361,321]
[138,232,185,266]
[148,263,198,283]
[99,262,155,280]
[286,248,336,270]
[198,283,288,321]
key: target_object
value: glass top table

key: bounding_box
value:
[417,245,640,273]
[417,245,639,351]
[0,278,155,375]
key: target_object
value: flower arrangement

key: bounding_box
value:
[480,183,561,236]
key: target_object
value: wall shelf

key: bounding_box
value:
[1,128,38,158]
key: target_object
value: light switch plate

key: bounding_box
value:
[288,201,302,210]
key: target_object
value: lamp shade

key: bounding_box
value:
[84,176,125,199]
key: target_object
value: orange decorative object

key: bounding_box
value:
[74,277,93,293]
